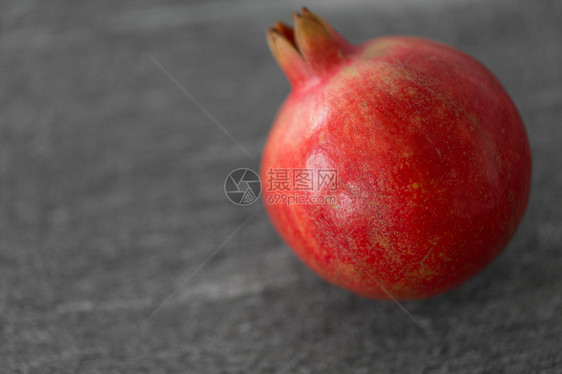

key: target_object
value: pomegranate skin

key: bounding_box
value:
[261,10,531,300]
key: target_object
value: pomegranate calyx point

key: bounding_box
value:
[266,8,354,86]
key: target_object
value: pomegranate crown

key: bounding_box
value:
[266,8,355,87]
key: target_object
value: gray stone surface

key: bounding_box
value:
[1,0,561,372]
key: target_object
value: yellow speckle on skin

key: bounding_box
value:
[428,236,441,246]
[362,38,400,58]
[468,114,481,130]
[438,252,453,262]
[412,182,419,189]
[419,266,437,277]
[341,65,360,79]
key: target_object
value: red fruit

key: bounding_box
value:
[261,9,531,300]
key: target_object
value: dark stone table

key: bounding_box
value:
[1,0,561,372]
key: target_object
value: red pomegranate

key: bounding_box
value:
[261,8,531,300]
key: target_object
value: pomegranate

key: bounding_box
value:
[261,8,531,300]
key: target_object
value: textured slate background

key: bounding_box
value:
[1,0,561,372]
